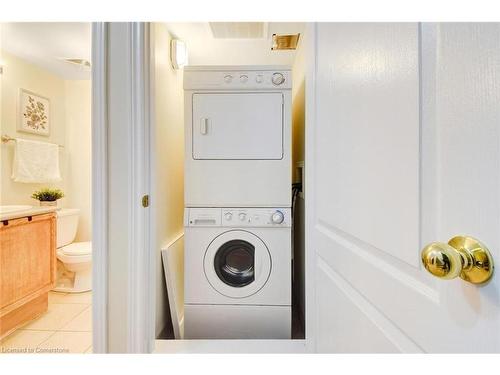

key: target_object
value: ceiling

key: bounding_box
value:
[0,22,304,79]
[209,22,267,39]
[166,22,305,66]
[1,23,91,80]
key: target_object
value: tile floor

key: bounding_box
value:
[0,291,92,354]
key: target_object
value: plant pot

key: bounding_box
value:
[39,200,57,207]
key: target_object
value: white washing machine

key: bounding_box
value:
[184,65,292,208]
[184,207,291,339]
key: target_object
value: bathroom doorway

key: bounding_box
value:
[0,23,93,354]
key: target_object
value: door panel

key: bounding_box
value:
[310,23,500,353]
[192,93,283,160]
[316,255,437,352]
[315,23,420,267]
[437,24,500,244]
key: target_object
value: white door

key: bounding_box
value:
[308,23,500,353]
[192,93,283,160]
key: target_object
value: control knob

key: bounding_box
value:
[224,212,233,221]
[272,72,285,86]
[239,213,247,221]
[271,211,285,224]
[224,75,233,83]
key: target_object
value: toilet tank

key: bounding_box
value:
[56,208,81,248]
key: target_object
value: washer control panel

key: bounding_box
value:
[186,208,291,227]
[222,208,291,227]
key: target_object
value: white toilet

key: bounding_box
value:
[54,208,92,293]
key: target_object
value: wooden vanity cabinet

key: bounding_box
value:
[0,213,56,339]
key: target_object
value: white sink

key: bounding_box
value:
[0,205,33,215]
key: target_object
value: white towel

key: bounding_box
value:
[11,138,62,183]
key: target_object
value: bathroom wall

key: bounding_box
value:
[0,50,67,205]
[64,80,91,241]
[0,50,91,241]
[152,22,185,337]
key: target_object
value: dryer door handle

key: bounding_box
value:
[200,118,209,135]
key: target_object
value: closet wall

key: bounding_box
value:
[291,29,307,330]
[152,22,185,337]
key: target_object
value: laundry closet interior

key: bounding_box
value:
[151,22,308,348]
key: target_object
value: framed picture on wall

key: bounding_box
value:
[18,89,50,136]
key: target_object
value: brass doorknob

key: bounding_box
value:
[421,236,494,284]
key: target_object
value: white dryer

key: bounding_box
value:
[184,207,291,339]
[184,65,292,208]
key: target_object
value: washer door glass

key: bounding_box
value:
[214,240,255,287]
[204,230,271,299]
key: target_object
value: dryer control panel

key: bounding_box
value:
[185,208,291,227]
[183,66,292,90]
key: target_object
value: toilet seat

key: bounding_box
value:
[57,241,92,264]
[59,241,92,256]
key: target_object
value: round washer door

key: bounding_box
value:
[204,230,271,299]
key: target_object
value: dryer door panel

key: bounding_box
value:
[192,93,283,160]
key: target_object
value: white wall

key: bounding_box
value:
[152,23,185,337]
[0,50,91,242]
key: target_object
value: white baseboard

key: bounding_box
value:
[153,339,307,354]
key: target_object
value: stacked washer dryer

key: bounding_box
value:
[183,65,293,339]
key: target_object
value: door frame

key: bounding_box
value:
[304,22,317,353]
[91,22,108,354]
[127,21,155,354]
[93,21,317,353]
[92,22,155,353]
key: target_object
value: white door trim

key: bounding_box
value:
[92,22,155,353]
[91,22,108,354]
[127,22,154,353]
[304,22,317,353]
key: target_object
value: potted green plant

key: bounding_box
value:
[31,188,65,207]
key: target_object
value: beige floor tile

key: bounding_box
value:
[60,306,92,332]
[22,303,88,331]
[0,330,55,353]
[57,292,92,304]
[48,291,69,304]
[37,331,92,354]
